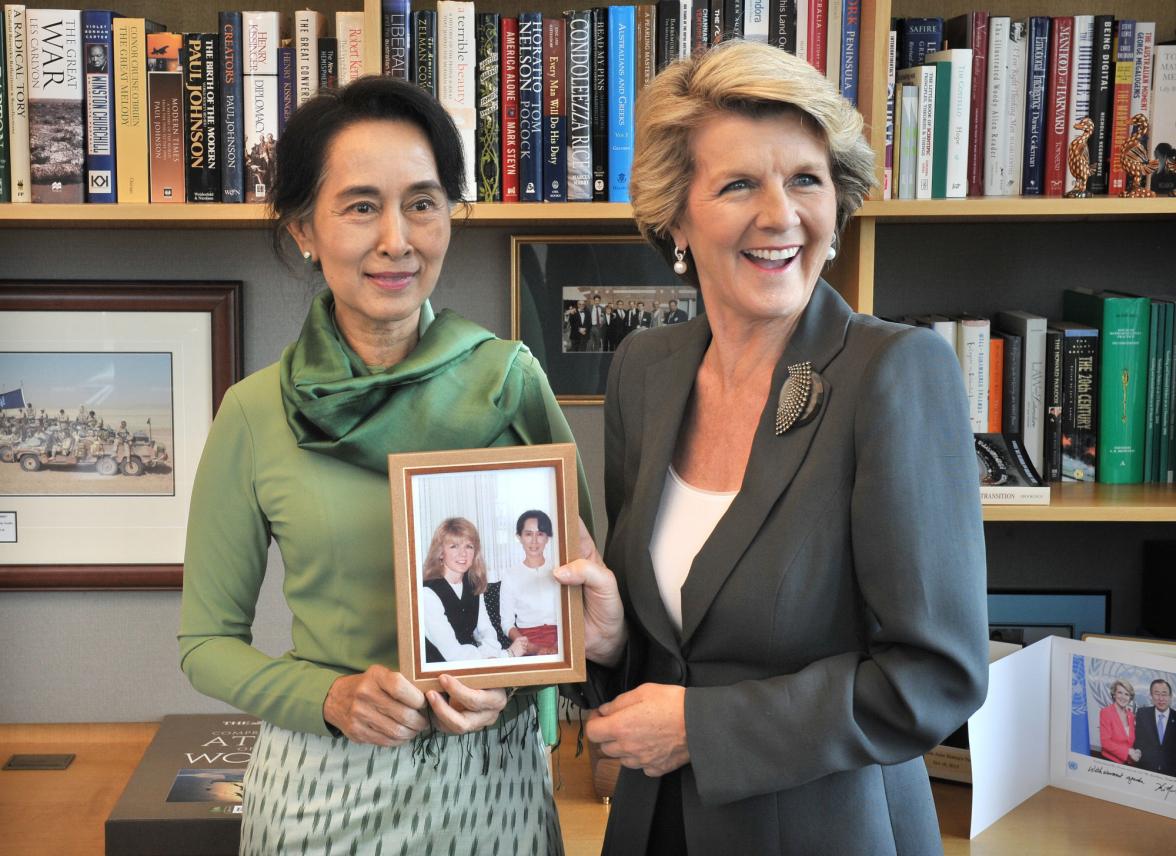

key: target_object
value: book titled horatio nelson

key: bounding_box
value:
[105,714,259,856]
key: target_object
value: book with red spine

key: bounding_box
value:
[500,17,519,203]
[988,333,1004,433]
[1044,16,1073,197]
[806,0,826,75]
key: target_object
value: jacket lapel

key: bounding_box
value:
[621,319,712,654]
[679,282,854,646]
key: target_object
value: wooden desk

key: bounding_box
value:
[2,723,1172,855]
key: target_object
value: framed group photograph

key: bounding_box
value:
[388,443,585,691]
[511,235,702,403]
[0,281,242,589]
[987,589,1111,646]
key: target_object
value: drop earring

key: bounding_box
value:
[673,246,688,275]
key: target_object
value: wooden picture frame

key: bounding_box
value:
[388,443,585,691]
[0,281,243,590]
[511,235,701,403]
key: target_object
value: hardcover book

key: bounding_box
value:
[437,0,476,202]
[1053,320,1099,483]
[277,45,294,135]
[1106,20,1135,196]
[382,0,410,80]
[336,10,365,87]
[895,64,934,200]
[743,0,767,43]
[1044,326,1063,481]
[147,31,183,204]
[318,36,338,90]
[500,17,519,202]
[82,10,119,203]
[769,0,796,53]
[542,15,565,201]
[590,7,607,200]
[1085,15,1114,195]
[1065,16,1094,195]
[926,48,971,198]
[656,0,680,71]
[634,4,655,95]
[517,11,543,201]
[183,33,220,203]
[410,11,435,94]
[988,333,1004,433]
[0,15,8,202]
[1064,289,1151,484]
[955,314,990,432]
[565,10,592,201]
[1150,45,1176,197]
[994,310,1048,479]
[992,330,1022,437]
[944,12,988,197]
[476,11,500,202]
[1020,16,1049,195]
[895,16,942,69]
[27,8,83,203]
[105,714,260,856]
[975,433,1049,505]
[294,10,325,105]
[1044,17,1073,197]
[218,12,244,202]
[242,11,280,204]
[5,4,31,203]
[111,17,147,203]
[608,4,634,203]
[839,0,860,104]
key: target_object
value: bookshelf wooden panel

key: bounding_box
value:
[983,484,1176,522]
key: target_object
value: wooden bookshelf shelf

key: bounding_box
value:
[982,483,1176,523]
[860,197,1176,222]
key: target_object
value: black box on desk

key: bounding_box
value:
[105,714,259,855]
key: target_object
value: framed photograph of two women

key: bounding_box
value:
[511,235,702,403]
[388,443,585,691]
[0,281,242,590]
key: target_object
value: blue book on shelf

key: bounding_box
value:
[839,0,861,104]
[518,12,544,201]
[82,10,121,203]
[1021,16,1050,195]
[608,5,634,203]
[382,0,411,79]
[896,17,942,68]
[219,11,245,203]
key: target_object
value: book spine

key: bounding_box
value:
[635,5,655,96]
[1000,333,1023,436]
[1003,21,1027,196]
[678,0,692,58]
[82,11,116,202]
[930,59,951,198]
[1044,17,1072,197]
[437,1,476,203]
[500,18,518,202]
[410,12,435,95]
[1107,20,1135,196]
[882,30,895,199]
[692,0,711,51]
[294,11,324,105]
[608,5,634,203]
[769,0,795,53]
[336,11,365,88]
[1061,328,1099,482]
[27,9,83,203]
[0,11,10,201]
[743,0,767,43]
[995,311,1047,477]
[4,4,30,203]
[988,334,1004,433]
[242,74,275,203]
[1161,304,1174,482]
[1021,16,1049,195]
[942,51,971,198]
[725,0,744,42]
[590,8,608,201]
[656,0,679,72]
[1144,302,1161,481]
[476,12,500,203]
[794,0,806,60]
[983,17,1009,196]
[318,37,338,91]
[382,0,410,80]
[243,12,279,75]
[896,83,918,199]
[1130,23,1155,122]
[183,33,221,203]
[955,318,990,432]
[542,16,565,202]
[1044,327,1063,481]
[965,13,988,197]
[112,18,146,204]
[1085,15,1114,195]
[710,0,723,47]
[517,12,542,201]
[219,12,244,203]
[807,0,826,75]
[824,0,842,87]
[897,17,942,69]
[840,0,860,104]
[566,11,592,202]
[278,45,295,136]
[914,66,934,199]
[1065,16,1094,194]
[147,32,183,203]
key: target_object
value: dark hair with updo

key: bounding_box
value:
[516,510,553,537]
[269,75,467,256]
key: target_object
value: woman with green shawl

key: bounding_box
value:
[178,76,589,856]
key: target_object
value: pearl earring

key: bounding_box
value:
[826,245,837,262]
[302,250,313,262]
[673,246,688,275]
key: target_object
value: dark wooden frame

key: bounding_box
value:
[0,281,243,590]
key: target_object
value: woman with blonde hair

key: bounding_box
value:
[559,40,988,854]
[421,517,530,663]
[1099,678,1140,765]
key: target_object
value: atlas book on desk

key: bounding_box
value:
[106,713,259,856]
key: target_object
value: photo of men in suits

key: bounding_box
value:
[664,299,688,325]
[1135,679,1176,775]
[587,295,605,352]
[558,287,699,353]
[566,300,589,352]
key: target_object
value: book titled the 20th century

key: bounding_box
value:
[975,432,1051,505]
[105,714,259,856]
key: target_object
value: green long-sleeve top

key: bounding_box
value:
[179,307,591,737]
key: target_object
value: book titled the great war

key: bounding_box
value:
[82,10,119,202]
[542,15,565,202]
[183,33,220,203]
[147,31,183,203]
[475,11,500,203]
[4,4,31,203]
[27,8,83,203]
[294,9,325,106]
[218,12,244,203]
[105,714,260,856]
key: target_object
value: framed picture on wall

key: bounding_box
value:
[0,281,243,590]
[388,443,585,691]
[511,235,702,403]
[987,589,1111,643]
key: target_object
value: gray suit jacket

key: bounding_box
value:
[595,282,989,855]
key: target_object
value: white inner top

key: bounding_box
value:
[649,466,738,634]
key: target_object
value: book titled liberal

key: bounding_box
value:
[106,714,259,856]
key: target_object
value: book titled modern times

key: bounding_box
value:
[105,714,259,856]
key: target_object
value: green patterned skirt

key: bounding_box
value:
[239,703,563,856]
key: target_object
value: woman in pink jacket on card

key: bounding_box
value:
[1099,679,1142,765]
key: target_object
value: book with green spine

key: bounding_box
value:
[1063,289,1151,484]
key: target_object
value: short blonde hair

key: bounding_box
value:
[630,40,875,255]
[422,517,488,596]
[1110,679,1136,702]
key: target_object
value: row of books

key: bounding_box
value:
[0,2,868,206]
[882,14,1176,200]
[894,289,1172,487]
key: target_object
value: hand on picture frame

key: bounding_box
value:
[554,518,627,667]
[426,673,512,735]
